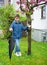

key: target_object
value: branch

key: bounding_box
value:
[26,0,29,10]
[31,1,47,9]
[20,0,26,12]
[36,0,38,3]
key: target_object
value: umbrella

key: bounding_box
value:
[8,37,15,60]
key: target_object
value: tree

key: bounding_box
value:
[16,0,47,55]
[0,5,15,39]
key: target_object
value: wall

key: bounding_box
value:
[4,0,9,6]
[32,5,47,29]
[32,29,47,42]
[0,0,10,7]
[32,29,42,41]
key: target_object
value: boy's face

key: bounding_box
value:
[15,17,20,22]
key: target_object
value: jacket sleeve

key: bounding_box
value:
[21,23,28,30]
[10,21,14,29]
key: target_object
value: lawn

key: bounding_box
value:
[0,38,47,65]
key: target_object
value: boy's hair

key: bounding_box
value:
[15,14,20,18]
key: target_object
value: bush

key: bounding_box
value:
[20,16,27,22]
[0,5,15,39]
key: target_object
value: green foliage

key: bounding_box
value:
[20,16,27,22]
[0,5,15,39]
[0,38,47,65]
[26,10,33,15]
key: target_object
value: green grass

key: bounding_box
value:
[0,26,1,29]
[0,38,47,65]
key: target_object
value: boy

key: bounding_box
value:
[9,14,31,56]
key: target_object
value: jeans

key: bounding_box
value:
[14,39,20,53]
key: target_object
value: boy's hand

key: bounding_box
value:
[9,28,13,32]
[27,24,31,28]
[27,24,31,31]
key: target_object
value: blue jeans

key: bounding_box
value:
[14,39,20,53]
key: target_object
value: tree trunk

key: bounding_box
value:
[26,14,31,55]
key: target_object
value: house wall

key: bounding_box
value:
[0,0,4,7]
[32,5,47,29]
[0,0,10,7]
[32,29,42,41]
[31,5,47,42]
[32,29,47,42]
[46,33,47,41]
[4,0,9,6]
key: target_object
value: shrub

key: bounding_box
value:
[0,5,15,39]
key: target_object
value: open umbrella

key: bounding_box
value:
[8,37,15,60]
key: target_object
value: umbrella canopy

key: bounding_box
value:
[8,37,15,60]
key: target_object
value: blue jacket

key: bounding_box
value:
[10,20,28,39]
